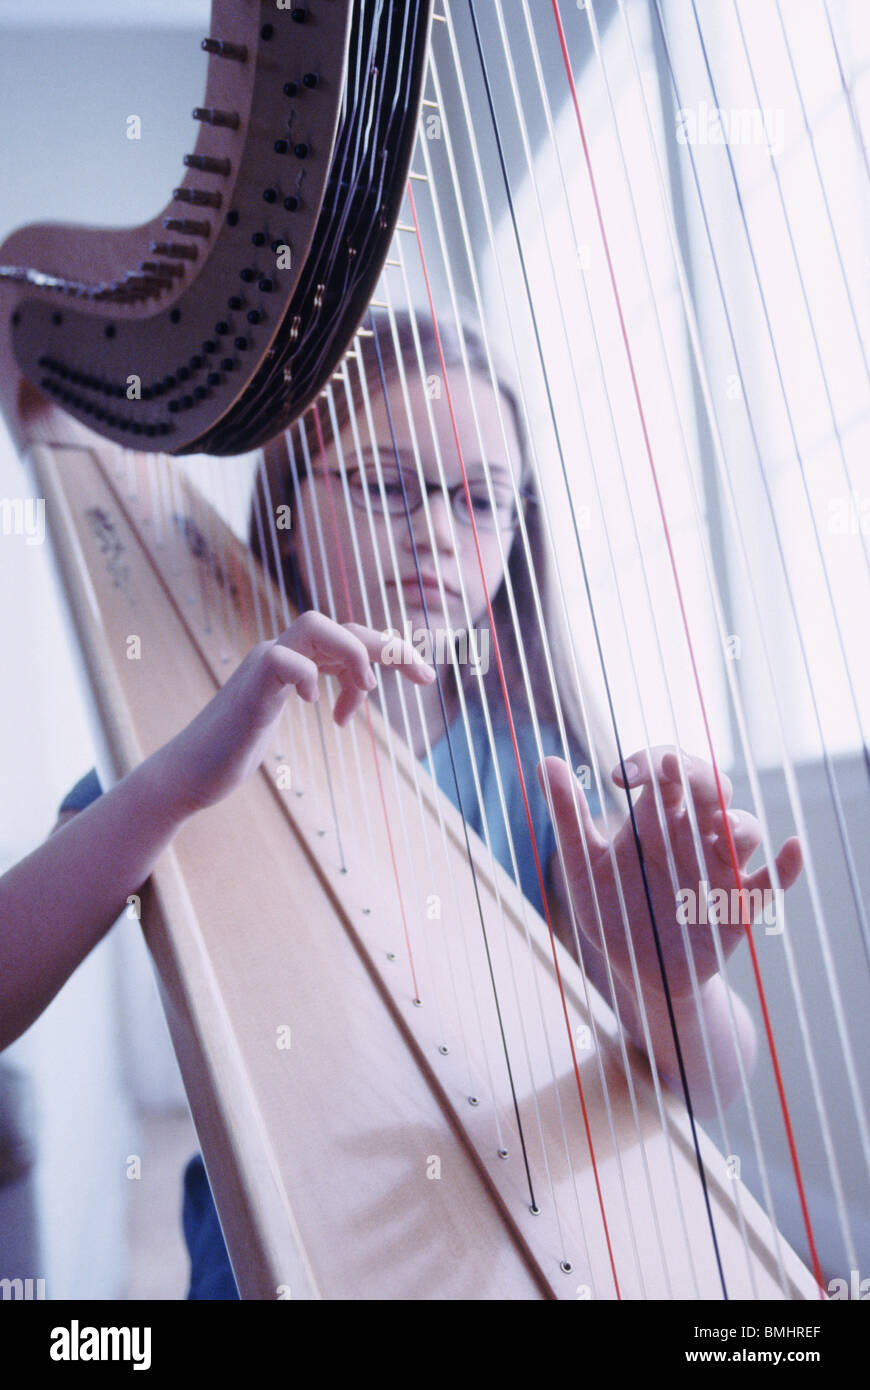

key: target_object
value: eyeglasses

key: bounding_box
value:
[320,465,532,531]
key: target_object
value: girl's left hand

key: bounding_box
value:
[538,747,803,998]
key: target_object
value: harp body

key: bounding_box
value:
[25,437,816,1299]
[2,0,867,1300]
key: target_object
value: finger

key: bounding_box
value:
[709,808,762,870]
[263,645,320,704]
[672,753,733,831]
[617,745,733,828]
[614,748,685,811]
[350,622,437,685]
[280,612,375,692]
[537,757,607,860]
[742,836,804,895]
[333,684,367,728]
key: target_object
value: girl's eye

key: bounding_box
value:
[469,490,513,515]
[350,472,387,495]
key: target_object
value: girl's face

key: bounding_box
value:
[287,368,523,653]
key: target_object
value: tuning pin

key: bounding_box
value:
[149,241,198,262]
[201,37,247,62]
[172,186,222,209]
[184,153,231,176]
[139,260,185,279]
[123,272,164,291]
[192,107,240,131]
[163,217,211,238]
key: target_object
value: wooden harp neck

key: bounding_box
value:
[0,0,432,456]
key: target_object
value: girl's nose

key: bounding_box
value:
[412,487,454,551]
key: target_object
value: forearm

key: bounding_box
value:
[0,746,187,1051]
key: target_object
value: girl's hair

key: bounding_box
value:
[251,309,613,789]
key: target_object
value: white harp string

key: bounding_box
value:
[431,6,718,1291]
[645,0,869,1269]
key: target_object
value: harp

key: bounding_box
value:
[2,0,867,1300]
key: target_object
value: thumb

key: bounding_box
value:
[537,756,605,862]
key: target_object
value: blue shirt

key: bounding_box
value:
[426,697,600,912]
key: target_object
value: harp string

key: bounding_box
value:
[631,0,861,1285]
[362,311,553,1230]
[335,366,502,1134]
[320,371,505,1069]
[316,394,457,1030]
[216,463,252,656]
[292,422,365,873]
[418,19,727,1291]
[321,336,585,1241]
[309,403,427,999]
[733,0,870,552]
[678,1,870,965]
[439,5,722,1289]
[554,0,834,1290]
[287,247,680,1289]
[325,365,572,1244]
[484,0,774,1294]
[272,431,334,804]
[327,287,592,1245]
[501,0,767,1296]
[568,0,835,1291]
[608,0,864,1282]
[248,453,301,785]
[395,116,674,1294]
[370,274,616,1276]
[646,0,870,1272]
[146,453,165,552]
[287,425,357,833]
[623,0,870,1159]
[323,384,478,1086]
[297,420,390,893]
[475,0,844,1289]
[403,197,634,1290]
[419,32,717,1300]
[822,0,870,183]
[416,21,667,1278]
[622,0,869,1278]
[362,292,603,1280]
[254,453,307,785]
[771,2,870,387]
[342,328,529,1160]
[308,219,614,1273]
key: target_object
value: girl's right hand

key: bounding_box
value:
[150,611,436,820]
